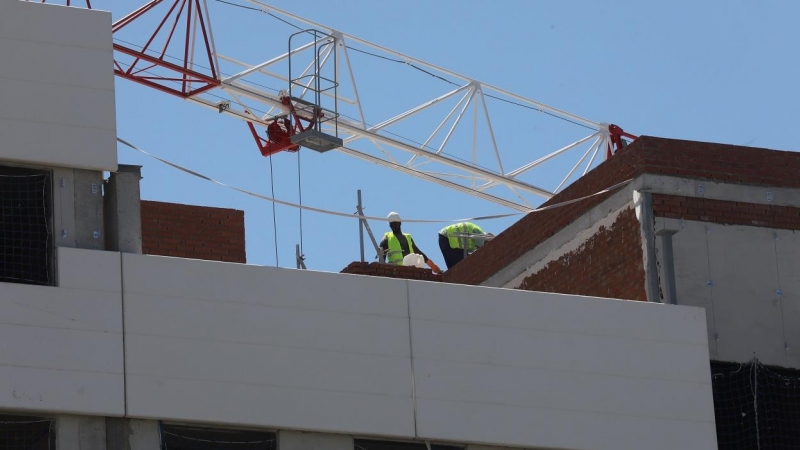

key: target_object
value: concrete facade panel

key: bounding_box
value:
[124,332,412,397]
[0,362,122,416]
[0,0,116,171]
[122,254,409,317]
[667,219,718,357]
[408,281,716,450]
[125,375,415,438]
[670,220,800,368]
[0,77,115,133]
[123,293,410,357]
[408,282,707,345]
[707,225,785,365]
[776,229,800,362]
[415,397,717,450]
[412,319,711,384]
[122,254,415,437]
[0,2,112,51]
[0,37,114,91]
[0,248,123,416]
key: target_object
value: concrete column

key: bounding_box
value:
[278,430,353,450]
[103,165,143,254]
[634,190,661,302]
[106,418,160,450]
[56,415,106,450]
[73,169,105,250]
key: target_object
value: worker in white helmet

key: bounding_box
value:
[379,212,442,273]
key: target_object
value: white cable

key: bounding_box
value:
[118,137,631,223]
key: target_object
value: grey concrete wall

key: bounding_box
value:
[278,430,353,450]
[120,252,715,450]
[104,166,142,254]
[0,1,117,172]
[52,168,105,251]
[57,415,106,450]
[659,217,800,368]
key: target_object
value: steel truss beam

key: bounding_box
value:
[51,0,636,211]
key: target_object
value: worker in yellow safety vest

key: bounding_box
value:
[438,222,491,269]
[379,212,442,273]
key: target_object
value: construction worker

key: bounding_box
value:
[379,212,442,273]
[438,222,491,269]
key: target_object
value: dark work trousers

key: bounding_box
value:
[439,234,465,269]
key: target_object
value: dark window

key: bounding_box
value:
[160,423,276,450]
[355,439,462,450]
[0,166,52,285]
[0,414,55,450]
[712,359,800,450]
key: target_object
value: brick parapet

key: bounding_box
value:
[140,200,246,263]
[341,262,442,282]
[445,136,800,286]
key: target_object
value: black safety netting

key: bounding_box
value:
[712,359,800,449]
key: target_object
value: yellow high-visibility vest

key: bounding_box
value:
[440,222,485,250]
[384,232,414,265]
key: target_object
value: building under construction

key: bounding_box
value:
[1,1,799,450]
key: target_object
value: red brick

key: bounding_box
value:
[141,201,246,263]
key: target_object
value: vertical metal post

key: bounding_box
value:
[357,190,365,262]
[658,232,678,305]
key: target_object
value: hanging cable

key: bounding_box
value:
[268,152,279,267]
[297,148,304,255]
[118,137,633,223]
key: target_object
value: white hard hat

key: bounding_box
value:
[387,211,402,222]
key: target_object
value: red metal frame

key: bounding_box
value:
[607,124,638,158]
[111,0,220,99]
[37,0,92,8]
[246,96,321,157]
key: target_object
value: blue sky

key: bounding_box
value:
[88,0,800,272]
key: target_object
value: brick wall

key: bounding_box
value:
[653,194,800,230]
[140,201,246,263]
[445,136,800,286]
[341,262,442,282]
[517,207,647,301]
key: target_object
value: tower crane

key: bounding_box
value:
[33,0,637,213]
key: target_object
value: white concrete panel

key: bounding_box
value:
[776,229,800,364]
[0,37,114,91]
[278,430,353,450]
[0,365,122,416]
[58,247,121,293]
[670,220,800,367]
[125,333,411,397]
[707,224,785,365]
[0,0,117,171]
[122,254,409,317]
[412,319,710,384]
[408,281,715,450]
[0,248,123,416]
[668,219,718,357]
[408,282,708,345]
[0,119,117,171]
[123,293,410,357]
[126,375,414,438]
[122,254,414,437]
[0,79,115,131]
[0,1,112,51]
[413,359,713,424]
[415,398,717,450]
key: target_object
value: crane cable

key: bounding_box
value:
[268,152,279,266]
[297,150,304,257]
[117,137,632,223]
